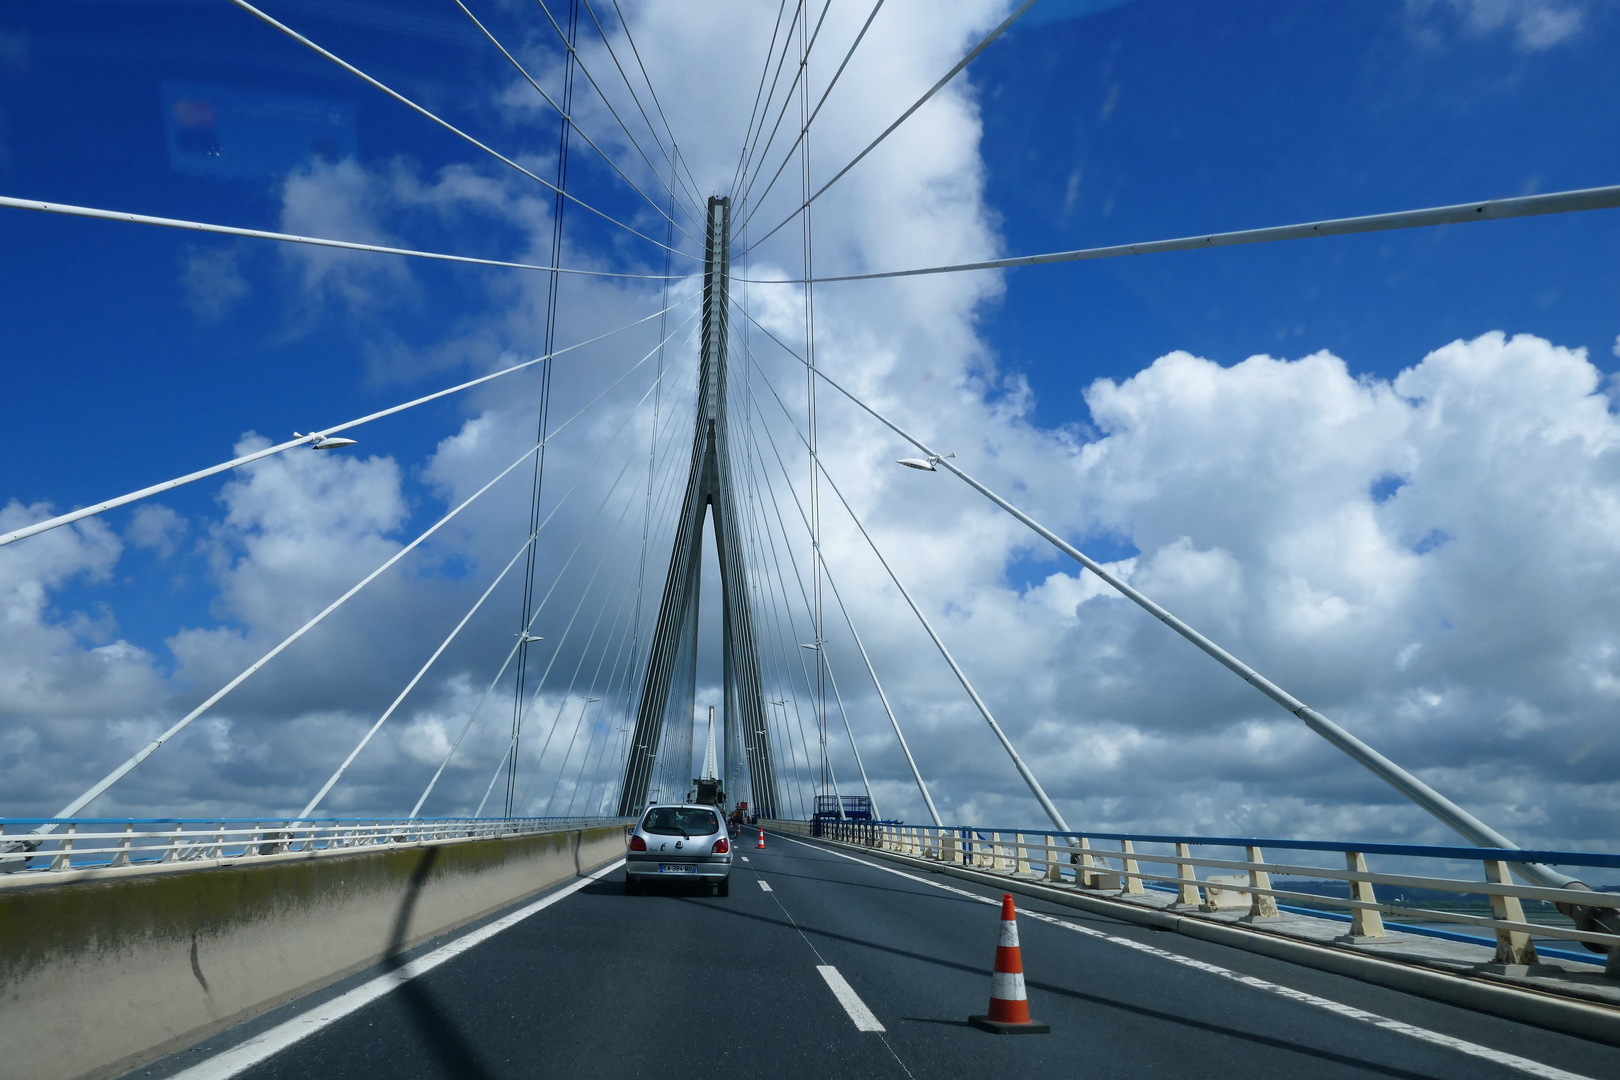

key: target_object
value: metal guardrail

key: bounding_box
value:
[811,818,903,845]
[783,821,1620,971]
[0,816,633,879]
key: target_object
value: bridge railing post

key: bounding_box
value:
[1344,851,1385,939]
[49,822,75,871]
[1015,833,1031,875]
[1245,846,1279,918]
[1174,842,1200,907]
[1075,836,1098,888]
[162,823,184,862]
[1483,859,1540,966]
[1043,835,1063,882]
[108,821,133,868]
[1121,839,1144,894]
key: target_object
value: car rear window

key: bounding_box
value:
[641,807,720,836]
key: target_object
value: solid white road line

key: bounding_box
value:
[758,879,773,892]
[781,836,1598,1080]
[167,859,626,1080]
[818,965,887,1032]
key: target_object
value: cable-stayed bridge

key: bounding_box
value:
[4,3,1620,1079]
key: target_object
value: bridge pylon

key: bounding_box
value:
[618,197,780,817]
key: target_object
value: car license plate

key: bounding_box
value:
[658,863,695,874]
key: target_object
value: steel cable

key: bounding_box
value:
[729,0,794,199]
[413,348,698,817]
[735,0,886,228]
[0,294,697,548]
[530,0,708,231]
[602,0,709,214]
[507,0,581,817]
[226,0,697,260]
[741,412,874,814]
[47,305,699,825]
[454,0,703,242]
[734,0,834,208]
[741,334,1072,832]
[739,0,1040,256]
[0,195,682,282]
[478,319,702,814]
[740,405,879,815]
[736,343,941,823]
[740,182,1620,283]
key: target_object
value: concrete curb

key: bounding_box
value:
[789,831,1620,1048]
[2,825,628,1080]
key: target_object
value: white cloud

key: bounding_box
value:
[8,2,1620,857]
[0,501,167,814]
[180,245,250,320]
[126,504,187,558]
[1410,0,1588,50]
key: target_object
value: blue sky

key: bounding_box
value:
[5,0,1616,646]
[974,0,1620,419]
[4,1,1620,846]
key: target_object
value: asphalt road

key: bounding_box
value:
[141,831,1620,1080]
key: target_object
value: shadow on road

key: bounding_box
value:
[384,848,501,1080]
[671,887,1440,1080]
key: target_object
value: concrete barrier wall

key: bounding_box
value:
[0,824,626,1080]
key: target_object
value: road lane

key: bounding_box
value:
[143,847,908,1080]
[135,832,1620,1080]
[751,833,1620,1080]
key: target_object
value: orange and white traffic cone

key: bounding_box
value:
[968,894,1050,1034]
[756,829,766,850]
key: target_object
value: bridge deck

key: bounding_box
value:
[140,834,1620,1080]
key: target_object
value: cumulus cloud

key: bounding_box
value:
[861,331,1620,847]
[0,501,166,814]
[7,1,1620,859]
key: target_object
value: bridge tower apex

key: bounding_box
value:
[618,197,780,817]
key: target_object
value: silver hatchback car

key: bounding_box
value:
[625,804,733,896]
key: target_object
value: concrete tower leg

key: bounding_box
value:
[618,197,778,817]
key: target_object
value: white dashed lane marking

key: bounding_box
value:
[757,879,773,892]
[818,965,886,1032]
[780,836,1599,1080]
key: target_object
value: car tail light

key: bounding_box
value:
[711,837,729,853]
[630,835,647,851]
